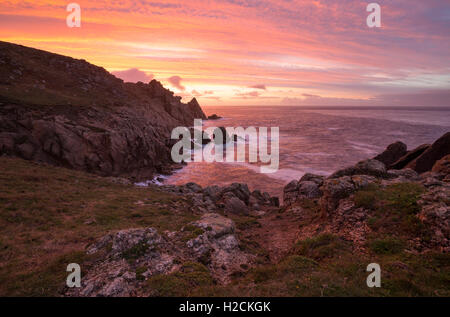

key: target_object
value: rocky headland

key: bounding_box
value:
[0,41,206,181]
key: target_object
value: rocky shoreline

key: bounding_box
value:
[62,132,449,297]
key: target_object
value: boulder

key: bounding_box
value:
[221,183,251,204]
[298,181,322,199]
[406,132,450,173]
[300,173,325,186]
[389,144,430,169]
[207,114,222,120]
[386,168,420,180]
[187,213,250,283]
[329,159,386,179]
[320,176,356,212]
[373,141,407,166]
[224,196,249,215]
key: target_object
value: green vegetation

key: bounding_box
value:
[354,183,428,238]
[293,233,349,260]
[145,262,214,296]
[369,237,405,255]
[0,157,448,297]
[0,157,198,296]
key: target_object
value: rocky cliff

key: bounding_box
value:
[0,41,206,180]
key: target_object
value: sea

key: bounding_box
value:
[163,106,450,199]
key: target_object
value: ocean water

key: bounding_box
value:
[165,106,450,198]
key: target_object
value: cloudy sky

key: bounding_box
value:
[1,0,449,106]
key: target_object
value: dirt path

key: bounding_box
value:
[242,210,301,262]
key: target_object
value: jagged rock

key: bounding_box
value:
[0,41,207,180]
[184,182,203,193]
[390,144,430,170]
[300,173,325,186]
[221,183,251,204]
[283,173,325,205]
[405,132,450,173]
[67,227,175,297]
[351,175,377,189]
[203,185,221,202]
[187,213,250,283]
[386,168,420,180]
[224,196,249,215]
[87,228,163,257]
[373,141,407,166]
[329,159,386,179]
[320,176,356,212]
[207,114,222,120]
[298,181,323,199]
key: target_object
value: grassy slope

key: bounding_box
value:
[0,156,448,296]
[0,157,198,296]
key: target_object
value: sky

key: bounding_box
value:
[1,0,449,106]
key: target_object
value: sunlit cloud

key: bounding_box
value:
[0,0,449,105]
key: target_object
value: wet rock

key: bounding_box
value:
[207,114,222,120]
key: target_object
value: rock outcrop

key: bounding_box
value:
[161,182,279,214]
[66,213,251,296]
[405,132,450,173]
[0,41,206,180]
[389,144,430,170]
[373,141,407,166]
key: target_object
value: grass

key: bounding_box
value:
[0,156,199,296]
[145,262,214,296]
[369,236,405,255]
[0,156,448,297]
[354,183,428,238]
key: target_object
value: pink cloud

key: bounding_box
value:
[112,68,153,83]
[248,84,267,90]
[168,76,185,91]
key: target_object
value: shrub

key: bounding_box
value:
[369,237,405,255]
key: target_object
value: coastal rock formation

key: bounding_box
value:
[329,159,387,179]
[187,213,251,283]
[389,144,430,170]
[432,155,450,177]
[207,114,222,120]
[373,141,407,166]
[66,213,251,296]
[161,182,278,214]
[0,41,206,180]
[283,173,324,206]
[405,132,450,173]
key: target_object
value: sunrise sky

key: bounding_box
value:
[1,0,449,106]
